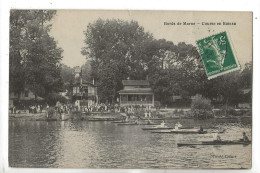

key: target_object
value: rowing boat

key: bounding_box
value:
[87,118,119,121]
[140,118,164,120]
[142,127,173,130]
[117,122,139,125]
[112,121,129,123]
[152,129,207,134]
[177,140,251,147]
[117,122,160,126]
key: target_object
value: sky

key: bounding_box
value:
[50,10,252,67]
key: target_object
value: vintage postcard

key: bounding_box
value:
[9,10,252,169]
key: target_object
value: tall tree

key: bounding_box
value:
[81,18,252,106]
[10,10,63,99]
[147,41,205,104]
[81,19,153,102]
[239,61,252,89]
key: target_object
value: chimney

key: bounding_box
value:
[93,78,95,85]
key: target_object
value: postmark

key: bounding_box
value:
[196,31,240,79]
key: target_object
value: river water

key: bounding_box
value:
[9,118,252,169]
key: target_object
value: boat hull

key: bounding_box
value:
[112,121,128,123]
[140,118,164,120]
[142,127,173,130]
[177,140,251,147]
[88,118,119,121]
[117,123,160,126]
[152,130,207,134]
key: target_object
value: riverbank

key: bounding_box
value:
[9,112,122,121]
[9,109,251,121]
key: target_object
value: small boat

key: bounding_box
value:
[91,112,110,114]
[140,122,160,125]
[112,121,129,123]
[117,122,160,126]
[88,118,119,121]
[140,117,164,120]
[152,128,207,134]
[142,126,173,130]
[117,122,139,125]
[177,140,251,147]
[179,126,195,129]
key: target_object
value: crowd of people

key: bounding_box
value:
[9,103,49,114]
[10,100,158,120]
[73,103,154,114]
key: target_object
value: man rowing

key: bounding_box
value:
[155,120,166,128]
[174,122,183,130]
[242,132,249,142]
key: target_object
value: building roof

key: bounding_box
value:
[118,88,153,94]
[122,80,150,86]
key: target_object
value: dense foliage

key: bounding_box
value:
[45,92,68,106]
[81,18,252,106]
[10,10,63,100]
[191,95,213,119]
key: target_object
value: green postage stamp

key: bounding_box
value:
[196,31,240,79]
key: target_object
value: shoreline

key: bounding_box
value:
[9,111,251,121]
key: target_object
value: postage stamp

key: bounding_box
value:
[196,31,240,79]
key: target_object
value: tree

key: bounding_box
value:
[81,19,153,102]
[239,61,252,89]
[81,18,252,107]
[10,10,63,100]
[147,41,206,105]
[191,94,213,119]
[60,64,75,97]
[82,19,210,105]
[81,60,92,82]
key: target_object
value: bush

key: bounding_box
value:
[191,94,213,119]
[45,92,68,106]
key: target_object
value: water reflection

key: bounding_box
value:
[9,118,251,168]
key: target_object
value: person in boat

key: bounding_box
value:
[174,122,182,130]
[199,126,204,132]
[137,114,141,120]
[156,120,166,128]
[242,132,249,142]
[127,110,131,119]
[160,120,166,127]
[213,133,222,141]
[216,135,221,141]
[144,111,148,118]
[148,111,152,118]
